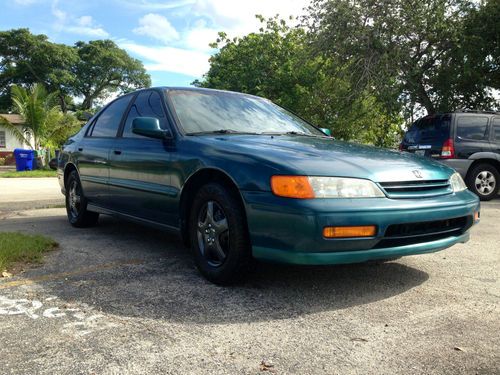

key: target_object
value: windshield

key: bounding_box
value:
[403,115,451,144]
[168,89,324,136]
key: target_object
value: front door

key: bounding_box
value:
[108,90,178,226]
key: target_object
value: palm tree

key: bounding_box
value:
[0,83,60,149]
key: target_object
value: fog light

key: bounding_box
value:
[474,211,480,222]
[323,225,377,238]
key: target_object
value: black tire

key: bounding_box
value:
[65,170,99,227]
[466,163,499,201]
[189,182,252,285]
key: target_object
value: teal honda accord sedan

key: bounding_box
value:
[58,87,480,284]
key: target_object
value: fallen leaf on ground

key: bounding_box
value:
[260,360,275,372]
[1,271,12,278]
[454,346,466,352]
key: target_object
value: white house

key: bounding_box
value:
[0,114,35,161]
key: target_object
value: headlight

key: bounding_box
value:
[271,176,385,198]
[449,172,467,192]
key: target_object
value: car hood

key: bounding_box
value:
[199,134,454,182]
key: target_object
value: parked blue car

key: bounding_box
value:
[58,87,480,284]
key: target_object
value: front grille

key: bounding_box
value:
[379,179,451,198]
[374,216,472,248]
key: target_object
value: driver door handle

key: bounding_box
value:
[113,150,122,155]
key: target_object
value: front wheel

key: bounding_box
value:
[189,183,252,285]
[466,164,499,201]
[65,170,99,227]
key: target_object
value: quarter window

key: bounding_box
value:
[493,117,500,142]
[0,131,5,148]
[90,95,133,137]
[123,91,167,138]
[456,116,489,140]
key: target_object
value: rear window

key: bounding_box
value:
[403,115,451,144]
[456,116,489,140]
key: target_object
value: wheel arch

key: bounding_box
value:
[179,167,248,247]
[63,162,80,190]
[465,158,500,181]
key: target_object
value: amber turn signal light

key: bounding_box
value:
[474,211,480,222]
[323,225,377,238]
[271,175,315,199]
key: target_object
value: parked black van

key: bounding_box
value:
[400,110,500,200]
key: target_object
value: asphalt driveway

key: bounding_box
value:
[0,189,498,374]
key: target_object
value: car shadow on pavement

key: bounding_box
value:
[3,212,429,324]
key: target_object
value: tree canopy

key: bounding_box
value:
[0,29,151,112]
[72,40,151,109]
[307,0,499,115]
[0,28,77,111]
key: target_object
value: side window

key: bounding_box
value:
[493,117,500,143]
[456,116,489,141]
[123,91,167,138]
[0,131,5,148]
[90,95,132,137]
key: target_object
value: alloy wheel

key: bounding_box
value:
[68,180,82,218]
[196,200,229,267]
[475,171,496,196]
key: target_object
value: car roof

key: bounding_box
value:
[153,86,264,100]
[417,110,500,121]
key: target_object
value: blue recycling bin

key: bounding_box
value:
[13,148,35,171]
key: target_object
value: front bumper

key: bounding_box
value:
[242,190,479,265]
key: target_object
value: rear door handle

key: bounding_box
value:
[113,150,122,155]
[78,147,83,152]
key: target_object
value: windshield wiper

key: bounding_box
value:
[186,129,259,135]
[260,131,321,137]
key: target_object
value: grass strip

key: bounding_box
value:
[1,170,57,178]
[0,232,57,272]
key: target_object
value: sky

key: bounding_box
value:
[0,0,311,87]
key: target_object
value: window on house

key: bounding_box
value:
[0,131,6,148]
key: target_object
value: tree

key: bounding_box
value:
[72,40,151,109]
[196,16,402,147]
[0,84,79,149]
[440,0,500,111]
[0,28,77,112]
[0,29,152,112]
[306,0,498,115]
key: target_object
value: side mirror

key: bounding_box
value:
[132,117,172,139]
[320,128,332,137]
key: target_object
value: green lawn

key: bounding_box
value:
[0,232,57,272]
[1,169,57,178]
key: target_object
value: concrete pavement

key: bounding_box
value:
[0,177,63,212]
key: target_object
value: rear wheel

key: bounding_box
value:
[189,182,252,285]
[65,170,99,227]
[466,164,499,201]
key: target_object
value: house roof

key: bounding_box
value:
[0,114,25,125]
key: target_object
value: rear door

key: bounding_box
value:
[454,114,492,159]
[490,116,500,157]
[108,90,177,225]
[402,115,451,157]
[77,95,132,207]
